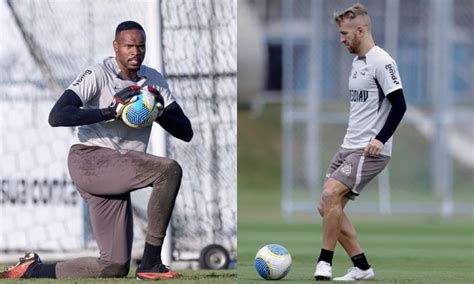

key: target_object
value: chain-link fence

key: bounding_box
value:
[160,0,237,264]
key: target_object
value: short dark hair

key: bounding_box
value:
[115,21,145,38]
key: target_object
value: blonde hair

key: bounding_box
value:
[333,3,371,27]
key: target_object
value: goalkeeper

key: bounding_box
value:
[1,21,193,280]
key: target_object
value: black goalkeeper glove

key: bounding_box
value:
[102,78,146,120]
[145,85,165,117]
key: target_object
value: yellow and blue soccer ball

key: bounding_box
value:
[122,87,161,129]
[255,244,292,280]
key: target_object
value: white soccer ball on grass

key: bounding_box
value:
[255,244,292,280]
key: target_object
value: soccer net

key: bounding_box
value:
[160,0,237,264]
[0,0,236,267]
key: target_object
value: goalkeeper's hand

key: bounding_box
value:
[145,86,165,117]
[107,78,147,119]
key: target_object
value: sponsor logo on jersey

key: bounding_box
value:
[72,69,93,86]
[384,64,400,85]
[350,89,369,102]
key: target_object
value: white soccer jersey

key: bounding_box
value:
[342,46,403,156]
[67,56,176,153]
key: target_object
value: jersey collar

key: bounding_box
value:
[108,57,146,81]
[356,45,378,64]
[358,45,378,60]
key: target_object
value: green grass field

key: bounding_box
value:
[238,217,474,283]
[238,106,474,283]
[0,268,236,283]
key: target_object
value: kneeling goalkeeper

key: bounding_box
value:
[0,21,193,280]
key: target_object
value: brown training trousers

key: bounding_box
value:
[55,144,182,278]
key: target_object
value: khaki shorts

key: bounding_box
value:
[326,147,390,200]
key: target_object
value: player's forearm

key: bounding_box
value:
[49,106,112,127]
[49,90,113,127]
[156,103,193,142]
[375,89,407,143]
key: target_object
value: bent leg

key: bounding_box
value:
[67,145,182,275]
[146,159,182,246]
[338,198,363,257]
[315,178,350,280]
[68,145,173,196]
[319,178,350,251]
[318,196,363,257]
[68,144,183,246]
[56,258,129,278]
[55,192,133,278]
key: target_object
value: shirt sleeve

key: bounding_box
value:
[142,67,176,108]
[153,80,176,108]
[67,65,103,104]
[374,58,403,96]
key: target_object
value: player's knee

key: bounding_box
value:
[321,188,333,203]
[99,260,130,278]
[321,187,342,209]
[317,204,324,217]
[165,159,183,178]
